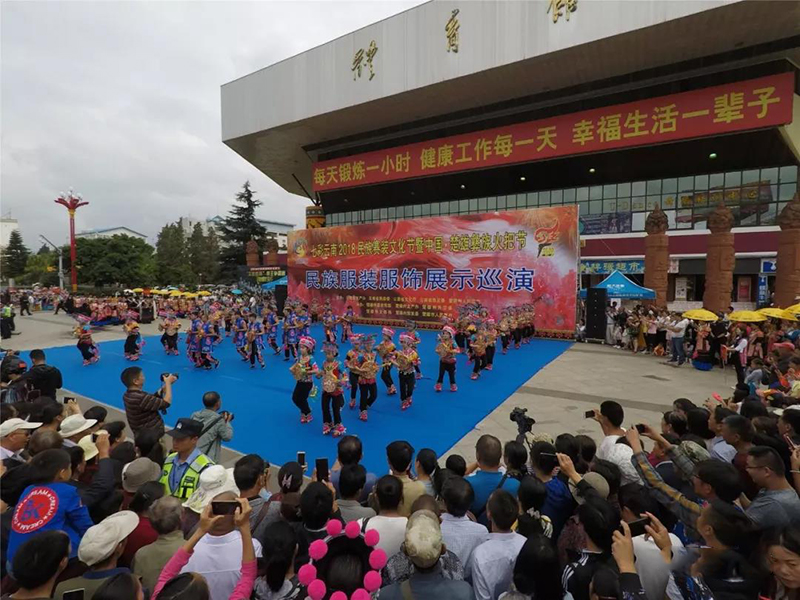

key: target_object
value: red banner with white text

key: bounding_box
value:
[287,207,579,337]
[312,73,794,192]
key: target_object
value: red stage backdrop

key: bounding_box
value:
[287,207,579,337]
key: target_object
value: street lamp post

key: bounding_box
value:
[54,189,88,293]
[39,235,65,290]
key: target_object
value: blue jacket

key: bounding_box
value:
[7,482,94,564]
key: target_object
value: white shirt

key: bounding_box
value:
[595,435,621,461]
[0,446,20,461]
[470,532,526,600]
[440,513,489,580]
[632,533,683,600]
[356,515,408,559]
[672,319,689,337]
[181,530,263,600]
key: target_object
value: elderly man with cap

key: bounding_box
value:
[0,417,41,467]
[53,510,139,599]
[160,418,214,501]
[59,413,97,448]
[378,508,474,600]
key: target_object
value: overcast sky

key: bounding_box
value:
[1,0,424,248]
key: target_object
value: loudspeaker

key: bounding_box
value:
[273,285,288,315]
[585,287,607,340]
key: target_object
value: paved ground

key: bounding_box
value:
[4,311,739,469]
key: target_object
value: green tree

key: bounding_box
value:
[156,223,194,286]
[1,230,30,280]
[37,244,51,256]
[217,181,266,278]
[188,224,211,283]
[21,253,58,286]
[204,228,220,283]
[74,235,155,287]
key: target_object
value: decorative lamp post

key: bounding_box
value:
[54,189,88,292]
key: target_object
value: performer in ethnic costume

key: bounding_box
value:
[485,318,498,371]
[499,311,512,355]
[323,307,338,343]
[434,325,459,392]
[233,311,249,360]
[158,312,181,355]
[344,334,362,409]
[283,307,299,361]
[124,322,144,361]
[264,306,281,355]
[317,342,347,436]
[290,336,319,424]
[470,325,489,380]
[76,324,100,366]
[198,314,220,369]
[395,333,420,411]
[355,335,379,421]
[340,305,355,342]
[404,320,422,379]
[247,312,266,369]
[186,312,203,365]
[223,307,233,338]
[377,328,397,395]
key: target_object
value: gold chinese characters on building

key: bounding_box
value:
[445,9,459,53]
[548,0,577,23]
[352,40,379,81]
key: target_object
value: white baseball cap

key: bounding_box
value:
[0,418,42,438]
[60,414,97,438]
[78,510,139,566]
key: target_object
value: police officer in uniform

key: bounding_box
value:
[160,418,214,500]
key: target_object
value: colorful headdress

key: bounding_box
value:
[399,333,414,344]
[297,519,387,600]
[299,336,316,351]
[362,334,376,345]
[382,327,395,338]
[405,320,416,328]
[350,334,362,345]
[442,325,456,337]
[323,341,338,355]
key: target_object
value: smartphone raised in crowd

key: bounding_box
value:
[316,458,329,482]
[584,410,594,419]
[63,396,76,405]
[211,501,239,516]
[635,424,647,434]
[627,516,651,538]
[62,590,85,600]
[297,451,306,467]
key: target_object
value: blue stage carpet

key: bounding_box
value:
[42,326,571,474]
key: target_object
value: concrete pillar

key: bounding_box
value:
[245,240,260,267]
[644,205,669,307]
[775,193,800,307]
[702,203,735,313]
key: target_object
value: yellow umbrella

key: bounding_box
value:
[197,291,211,296]
[169,291,183,297]
[728,310,767,323]
[183,293,198,299]
[758,307,790,320]
[682,309,718,322]
[131,287,144,293]
[785,303,800,316]
[778,309,799,321]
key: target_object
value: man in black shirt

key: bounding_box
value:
[16,349,62,400]
[709,317,728,369]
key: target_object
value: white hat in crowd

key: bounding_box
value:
[78,435,99,461]
[78,510,139,566]
[0,418,42,438]
[183,465,239,514]
[122,458,163,493]
[60,414,97,438]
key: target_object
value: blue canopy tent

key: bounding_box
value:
[261,276,288,291]
[579,270,656,300]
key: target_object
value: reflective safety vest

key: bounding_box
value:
[160,452,213,500]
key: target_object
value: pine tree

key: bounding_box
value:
[37,244,51,256]
[189,223,215,283]
[217,181,267,278]
[1,230,30,279]
[204,228,220,283]
[155,223,194,286]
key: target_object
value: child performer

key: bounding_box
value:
[283,307,299,361]
[485,318,498,371]
[377,327,397,396]
[187,311,203,365]
[233,310,249,360]
[198,315,220,369]
[340,305,355,342]
[435,325,459,392]
[76,324,100,366]
[297,306,310,338]
[290,336,319,424]
[395,333,420,411]
[264,305,281,355]
[405,320,423,379]
[323,307,338,344]
[247,312,266,369]
[124,322,144,361]
[344,334,362,409]
[470,325,489,380]
[511,308,522,349]
[499,311,511,355]
[224,307,233,338]
[356,335,379,421]
[318,342,347,436]
[158,312,181,355]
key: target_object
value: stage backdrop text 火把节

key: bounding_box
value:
[287,206,578,337]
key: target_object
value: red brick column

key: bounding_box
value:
[702,203,735,313]
[245,239,260,267]
[644,205,669,307]
[775,194,800,307]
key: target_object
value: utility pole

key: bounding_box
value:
[39,235,65,290]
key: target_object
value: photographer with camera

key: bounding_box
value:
[121,366,177,437]
[190,391,234,463]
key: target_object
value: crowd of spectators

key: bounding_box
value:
[2,343,800,600]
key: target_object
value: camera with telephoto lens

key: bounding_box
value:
[510,407,536,438]
[220,411,234,422]
[160,373,179,382]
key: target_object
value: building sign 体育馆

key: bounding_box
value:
[313,73,794,192]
